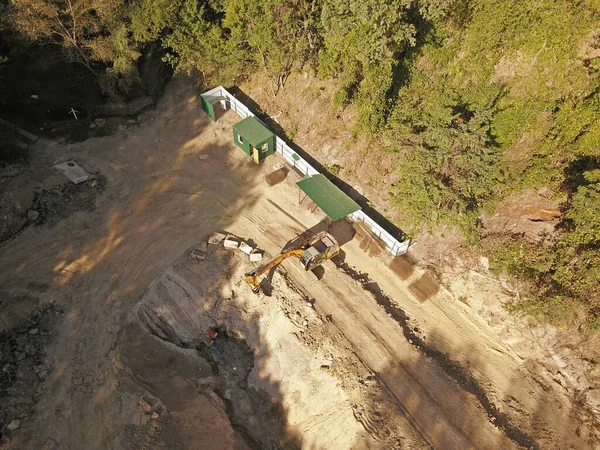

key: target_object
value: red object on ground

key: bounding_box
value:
[206,328,219,344]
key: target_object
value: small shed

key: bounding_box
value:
[200,87,226,121]
[233,117,275,164]
[296,174,361,221]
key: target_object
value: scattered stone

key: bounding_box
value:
[198,154,209,161]
[117,124,126,131]
[7,419,21,430]
[38,370,48,379]
[151,412,159,419]
[73,377,83,386]
[208,232,226,245]
[303,321,308,327]
[83,375,94,385]
[29,328,39,335]
[27,210,40,222]
[239,242,253,255]
[249,251,263,262]
[42,438,58,450]
[223,237,239,249]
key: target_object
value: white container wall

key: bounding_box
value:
[201,87,410,256]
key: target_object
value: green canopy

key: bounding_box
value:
[297,174,361,221]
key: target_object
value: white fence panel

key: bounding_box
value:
[201,86,409,256]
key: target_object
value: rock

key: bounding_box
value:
[7,419,20,430]
[138,398,152,413]
[2,363,12,372]
[117,124,125,131]
[0,434,10,445]
[73,377,83,386]
[27,210,40,222]
[29,328,39,335]
[38,370,48,379]
[83,375,94,385]
[151,412,159,419]
[42,438,58,450]
[15,352,25,361]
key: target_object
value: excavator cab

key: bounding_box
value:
[299,234,339,271]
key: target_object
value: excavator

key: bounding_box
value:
[244,230,339,293]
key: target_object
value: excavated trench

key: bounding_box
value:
[134,240,298,450]
[139,312,295,450]
[334,257,539,450]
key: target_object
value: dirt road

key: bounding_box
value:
[0,77,594,449]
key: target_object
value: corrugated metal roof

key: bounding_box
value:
[233,117,274,146]
[296,174,361,221]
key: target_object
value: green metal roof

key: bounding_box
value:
[233,117,274,146]
[297,174,361,221]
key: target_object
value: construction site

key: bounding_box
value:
[0,77,597,450]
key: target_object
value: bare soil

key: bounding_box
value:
[0,76,598,450]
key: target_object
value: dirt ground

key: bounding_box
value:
[0,76,598,449]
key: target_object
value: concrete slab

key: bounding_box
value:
[223,237,239,249]
[14,139,28,150]
[0,118,39,142]
[239,242,253,255]
[208,232,226,245]
[249,251,263,262]
[54,161,90,184]
[190,249,207,261]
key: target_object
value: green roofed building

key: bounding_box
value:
[232,117,275,164]
[296,174,361,221]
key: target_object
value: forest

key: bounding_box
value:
[1,0,600,328]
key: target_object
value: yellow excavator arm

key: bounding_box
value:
[244,248,304,293]
[244,230,338,294]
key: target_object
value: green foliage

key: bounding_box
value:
[319,0,416,130]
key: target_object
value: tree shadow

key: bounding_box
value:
[0,76,302,449]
